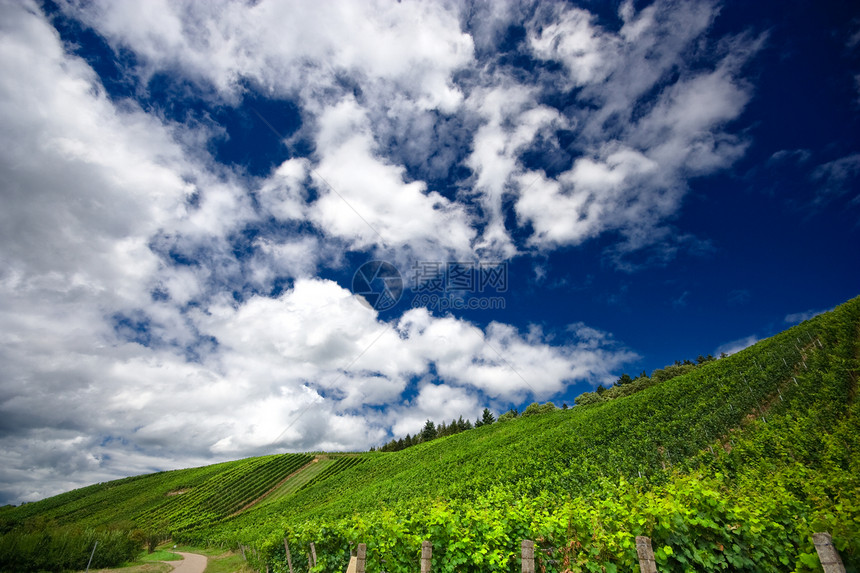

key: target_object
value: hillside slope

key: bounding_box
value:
[2,296,858,572]
[201,296,860,572]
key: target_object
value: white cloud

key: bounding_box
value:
[465,82,564,258]
[516,0,758,259]
[309,98,477,258]
[715,335,759,356]
[61,0,474,110]
[784,308,829,325]
[529,5,617,86]
[811,153,860,205]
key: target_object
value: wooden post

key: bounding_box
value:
[310,542,317,567]
[356,543,366,573]
[521,540,535,573]
[284,539,294,573]
[813,532,846,573]
[421,540,432,573]
[636,536,657,573]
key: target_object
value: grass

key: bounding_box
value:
[138,549,182,562]
[258,457,333,505]
[84,565,172,573]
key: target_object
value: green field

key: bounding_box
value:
[2,297,859,572]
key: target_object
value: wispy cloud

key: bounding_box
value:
[715,334,760,356]
[727,289,751,306]
[784,308,829,325]
[811,153,860,206]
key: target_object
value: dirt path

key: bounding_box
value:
[163,552,207,573]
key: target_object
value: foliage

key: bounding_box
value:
[497,408,519,422]
[0,525,140,572]
[522,402,557,417]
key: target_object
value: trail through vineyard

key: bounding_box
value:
[230,457,319,516]
[163,552,206,573]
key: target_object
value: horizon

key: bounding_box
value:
[0,0,858,505]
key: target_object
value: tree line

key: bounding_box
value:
[372,402,570,453]
[373,408,497,452]
[575,354,720,406]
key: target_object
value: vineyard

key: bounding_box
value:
[1,297,859,572]
[0,453,314,534]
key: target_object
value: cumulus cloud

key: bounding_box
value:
[60,0,474,109]
[309,97,477,257]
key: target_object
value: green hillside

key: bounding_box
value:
[2,297,859,572]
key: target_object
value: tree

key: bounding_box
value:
[497,408,518,422]
[615,373,633,386]
[437,421,449,437]
[575,392,605,406]
[481,408,495,426]
[523,402,557,417]
[420,420,437,442]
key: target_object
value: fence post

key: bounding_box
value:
[310,542,317,567]
[635,536,657,573]
[356,543,367,573]
[421,540,432,573]
[521,540,535,573]
[85,540,98,573]
[284,539,294,573]
[814,532,846,573]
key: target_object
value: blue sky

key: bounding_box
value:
[0,0,857,505]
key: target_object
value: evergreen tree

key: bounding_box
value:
[481,408,495,425]
[438,421,449,437]
[420,420,437,442]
